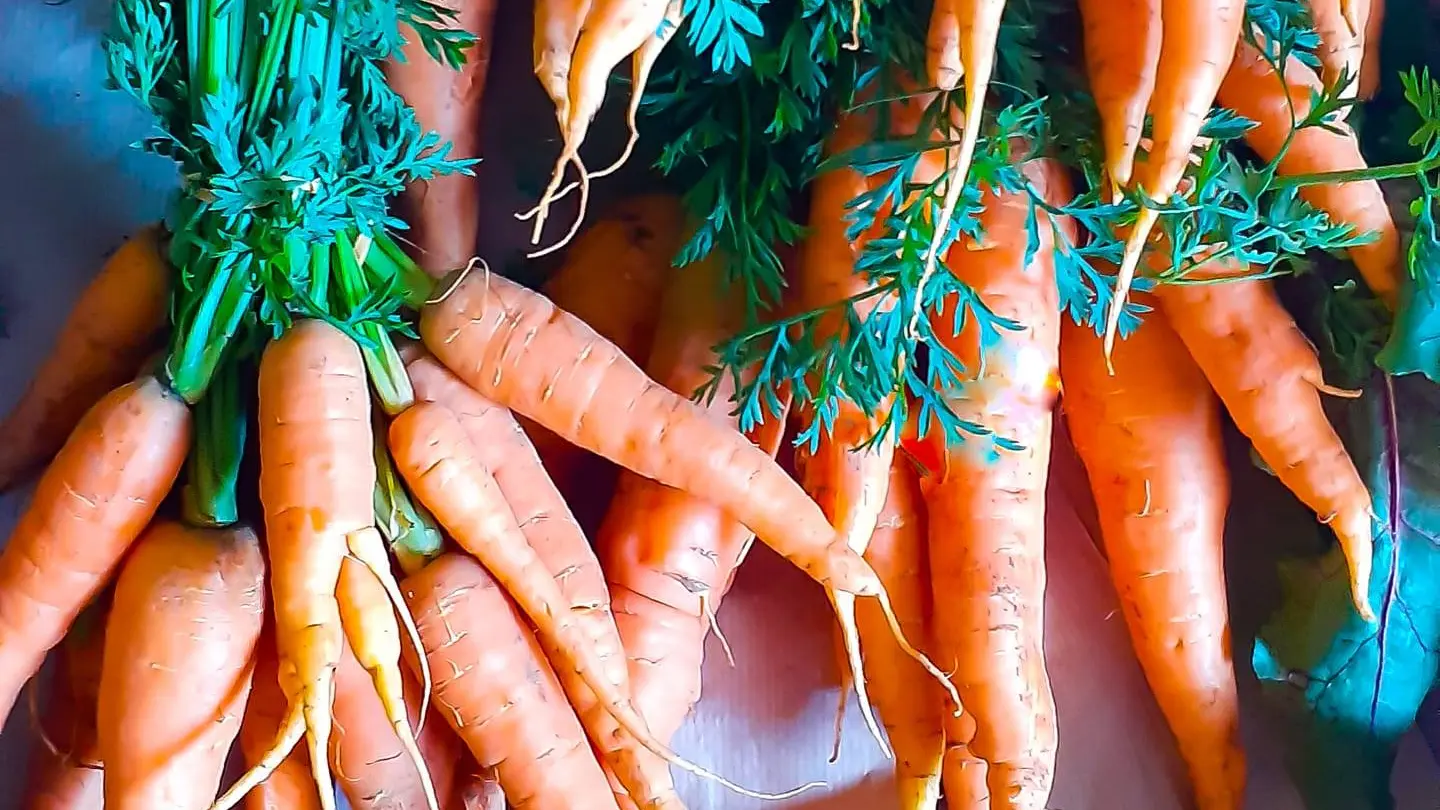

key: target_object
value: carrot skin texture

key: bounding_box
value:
[97,522,265,810]
[1156,272,1375,620]
[402,553,619,810]
[388,0,498,276]
[1078,0,1161,191]
[0,227,169,492]
[420,272,878,597]
[21,621,106,810]
[449,766,505,810]
[331,638,435,810]
[1217,40,1399,306]
[1358,0,1384,98]
[0,375,190,724]
[1060,306,1245,810]
[241,642,325,810]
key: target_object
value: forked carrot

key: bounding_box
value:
[240,639,325,810]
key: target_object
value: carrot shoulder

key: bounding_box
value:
[1060,302,1245,810]
[0,227,169,493]
[0,374,190,724]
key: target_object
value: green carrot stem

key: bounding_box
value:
[334,232,415,414]
[181,358,247,528]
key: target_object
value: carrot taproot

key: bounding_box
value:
[240,638,325,810]
[533,0,596,130]
[20,615,106,810]
[1217,38,1400,307]
[1359,0,1384,99]
[1308,0,1364,102]
[401,551,619,810]
[0,374,190,724]
[97,521,265,810]
[926,0,962,91]
[1077,0,1161,196]
[920,159,1072,810]
[419,270,879,600]
[388,0,499,277]
[1155,262,1375,621]
[0,228,170,493]
[1105,0,1245,359]
[1059,301,1245,810]
[854,459,945,810]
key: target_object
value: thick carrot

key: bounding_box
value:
[401,551,619,810]
[0,374,190,724]
[1078,0,1161,195]
[854,460,945,810]
[1217,38,1400,307]
[1106,0,1245,358]
[240,639,325,810]
[21,616,106,810]
[1059,301,1245,810]
[0,228,170,493]
[920,159,1072,810]
[1155,262,1375,621]
[388,0,499,276]
[97,522,264,810]
[420,271,878,598]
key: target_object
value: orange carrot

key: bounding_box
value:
[926,0,962,91]
[1308,0,1364,101]
[533,0,596,130]
[449,768,505,810]
[240,639,325,810]
[919,159,1072,810]
[388,0,499,276]
[97,522,265,810]
[21,615,106,810]
[1078,0,1161,195]
[1359,0,1384,99]
[1060,301,1245,810]
[0,228,170,493]
[854,460,945,810]
[1217,38,1400,307]
[1155,262,1375,621]
[0,374,190,724]
[1106,0,1245,358]
[401,551,619,810]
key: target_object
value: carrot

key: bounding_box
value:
[1155,262,1375,621]
[214,320,379,810]
[420,270,879,600]
[401,551,619,810]
[854,459,945,810]
[0,374,190,724]
[533,0,596,130]
[240,638,325,810]
[1105,0,1245,359]
[1078,0,1161,196]
[926,0,962,91]
[1217,38,1400,307]
[919,159,1071,810]
[1059,300,1245,810]
[97,521,265,810]
[20,615,106,810]
[0,227,169,493]
[1308,0,1364,101]
[387,0,499,277]
[449,767,505,810]
[403,355,664,808]
[1359,0,1384,99]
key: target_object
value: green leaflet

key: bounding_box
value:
[1378,178,1440,383]
[1253,374,1440,810]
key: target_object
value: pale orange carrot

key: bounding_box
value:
[240,639,325,810]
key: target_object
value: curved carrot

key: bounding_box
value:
[21,615,106,810]
[98,522,264,809]
[1217,38,1400,307]
[533,0,597,129]
[420,271,878,599]
[0,374,190,724]
[854,460,945,810]
[0,227,169,493]
[1156,263,1375,621]
[1078,0,1161,195]
[1060,301,1245,810]
[401,552,619,810]
[920,159,1072,810]
[1107,0,1245,359]
[240,640,325,810]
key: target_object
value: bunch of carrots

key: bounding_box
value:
[0,0,1422,808]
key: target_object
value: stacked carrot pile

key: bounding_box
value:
[0,0,1431,810]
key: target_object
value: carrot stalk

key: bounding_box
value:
[182,358,248,528]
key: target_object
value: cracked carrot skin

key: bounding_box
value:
[0,374,190,725]
[1060,301,1245,810]
[402,552,618,810]
[241,640,325,810]
[97,522,266,810]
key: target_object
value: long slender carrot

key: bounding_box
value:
[97,521,265,810]
[1155,262,1375,621]
[401,551,619,810]
[1077,0,1161,196]
[0,227,170,493]
[240,638,325,810]
[1059,300,1245,810]
[21,614,106,810]
[387,0,499,276]
[1106,0,1245,359]
[920,159,1072,810]
[854,459,945,810]
[1217,38,1400,307]
[0,374,190,724]
[533,0,596,130]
